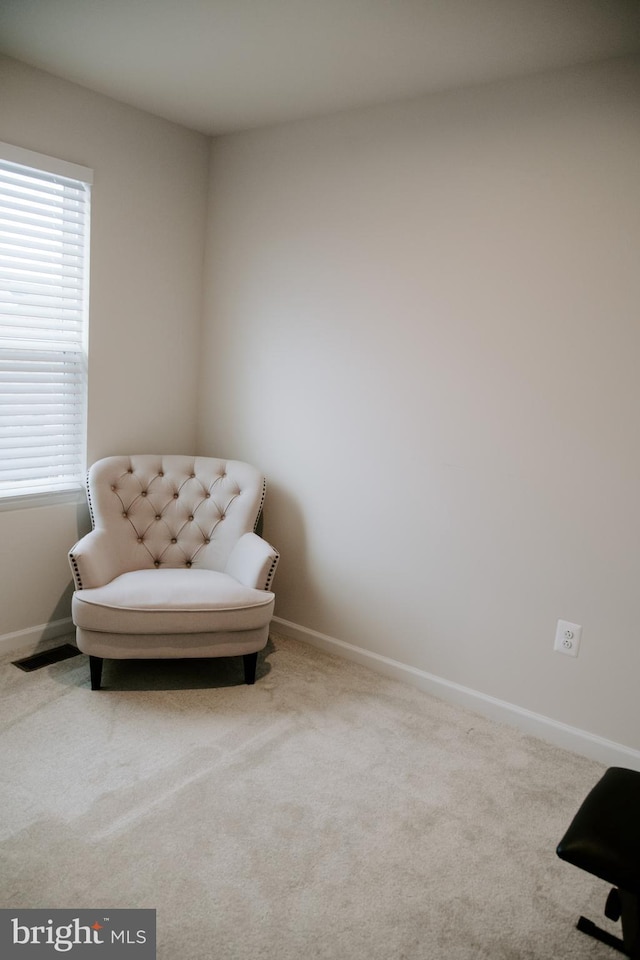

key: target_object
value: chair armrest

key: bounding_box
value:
[224,532,279,591]
[68,530,123,590]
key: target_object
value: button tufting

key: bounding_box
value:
[122,512,128,518]
[204,538,210,544]
[111,484,116,491]
[186,561,192,568]
[205,493,211,499]
[154,560,160,567]
[158,471,164,477]
[171,538,177,544]
[127,468,133,473]
[190,473,195,478]
[141,491,147,497]
[188,515,194,521]
[155,514,161,521]
[173,493,179,499]
[137,537,143,543]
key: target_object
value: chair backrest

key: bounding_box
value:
[86,455,266,573]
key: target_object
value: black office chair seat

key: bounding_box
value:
[557,767,640,958]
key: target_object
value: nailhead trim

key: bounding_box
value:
[86,474,96,529]
[264,550,280,592]
[69,552,83,590]
[254,478,267,533]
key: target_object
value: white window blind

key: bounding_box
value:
[0,142,92,502]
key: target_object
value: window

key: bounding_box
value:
[0,142,92,504]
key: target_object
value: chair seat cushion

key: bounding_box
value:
[72,568,275,635]
[556,767,640,894]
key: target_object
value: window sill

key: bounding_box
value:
[0,488,87,512]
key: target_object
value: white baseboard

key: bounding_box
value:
[0,617,75,658]
[273,616,640,772]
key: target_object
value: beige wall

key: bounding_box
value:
[0,56,209,640]
[199,57,640,752]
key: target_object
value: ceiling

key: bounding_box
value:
[1,0,640,136]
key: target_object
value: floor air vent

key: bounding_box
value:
[12,644,82,672]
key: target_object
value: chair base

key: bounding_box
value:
[88,651,259,690]
[572,887,640,958]
[577,916,627,954]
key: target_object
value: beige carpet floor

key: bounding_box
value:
[0,632,621,959]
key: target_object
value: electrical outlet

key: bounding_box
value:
[554,620,582,657]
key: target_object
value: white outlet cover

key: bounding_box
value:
[554,620,582,657]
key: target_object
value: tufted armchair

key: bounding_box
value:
[68,455,279,689]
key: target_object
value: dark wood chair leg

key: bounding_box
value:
[89,656,104,690]
[243,652,258,685]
